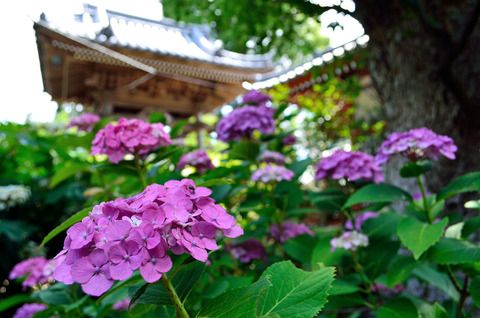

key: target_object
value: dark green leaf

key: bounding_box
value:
[329,280,360,296]
[40,206,92,247]
[364,240,400,280]
[150,112,167,124]
[376,297,419,318]
[469,276,480,308]
[436,172,480,201]
[397,217,448,260]
[169,119,188,138]
[274,181,303,211]
[284,234,317,263]
[0,295,35,312]
[400,162,427,178]
[287,158,312,178]
[343,184,412,209]
[362,213,402,239]
[412,263,459,301]
[386,256,418,288]
[50,161,90,188]
[229,141,260,162]
[309,189,348,212]
[427,238,480,264]
[461,217,480,238]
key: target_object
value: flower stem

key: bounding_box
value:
[134,153,147,189]
[160,275,190,318]
[455,274,470,318]
[416,176,431,223]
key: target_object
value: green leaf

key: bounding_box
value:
[287,158,312,178]
[36,284,74,305]
[461,217,480,238]
[197,178,235,188]
[362,213,403,239]
[427,238,480,264]
[40,206,92,247]
[400,162,427,178]
[376,297,419,318]
[229,141,260,161]
[284,234,317,263]
[274,181,303,211]
[403,296,448,318]
[196,277,271,318]
[343,184,412,209]
[50,161,90,188]
[256,261,335,318]
[129,262,205,305]
[0,294,35,312]
[96,272,144,304]
[397,217,448,260]
[412,263,459,301]
[386,256,418,288]
[364,240,400,280]
[169,118,188,138]
[309,189,348,212]
[329,280,360,296]
[436,172,480,201]
[150,112,167,124]
[469,276,480,308]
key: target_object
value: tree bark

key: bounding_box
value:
[352,0,480,205]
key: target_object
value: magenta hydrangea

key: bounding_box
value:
[177,149,215,174]
[259,150,285,165]
[269,222,314,243]
[282,134,296,146]
[330,231,369,252]
[251,164,294,183]
[345,212,380,231]
[315,149,384,184]
[230,239,267,263]
[66,113,100,132]
[91,118,171,164]
[54,179,243,296]
[241,90,272,105]
[9,257,59,290]
[375,127,457,164]
[216,105,275,142]
[13,303,48,318]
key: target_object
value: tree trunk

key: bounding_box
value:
[352,0,480,206]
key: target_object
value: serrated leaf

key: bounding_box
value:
[376,297,419,318]
[436,172,480,201]
[386,256,418,288]
[412,263,459,301]
[343,184,412,209]
[427,238,480,264]
[40,206,92,247]
[469,277,480,308]
[196,277,271,318]
[397,217,448,260]
[50,161,90,188]
[256,261,335,318]
[400,162,427,178]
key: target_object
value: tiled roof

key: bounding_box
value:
[39,3,273,71]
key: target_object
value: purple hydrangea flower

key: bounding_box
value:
[345,212,380,231]
[241,90,272,105]
[67,113,100,132]
[282,134,296,146]
[54,179,243,296]
[375,127,457,164]
[259,150,285,165]
[9,257,60,290]
[315,149,384,184]
[91,118,171,164]
[177,150,215,174]
[251,164,294,183]
[269,222,314,243]
[230,239,267,263]
[217,105,275,142]
[330,231,369,252]
[13,303,48,318]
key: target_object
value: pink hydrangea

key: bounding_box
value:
[13,303,48,318]
[315,149,384,184]
[91,118,171,164]
[67,113,100,132]
[177,150,215,174]
[251,164,294,183]
[259,150,285,165]
[345,212,380,231]
[269,222,314,243]
[9,257,59,290]
[230,239,267,263]
[282,134,296,146]
[217,105,275,142]
[375,127,457,164]
[241,90,272,105]
[54,179,243,296]
[330,231,369,252]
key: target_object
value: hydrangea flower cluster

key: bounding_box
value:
[269,222,314,243]
[259,150,285,165]
[375,127,457,164]
[330,231,369,252]
[230,239,267,263]
[0,185,30,210]
[66,113,100,132]
[177,149,215,174]
[251,164,294,183]
[9,256,58,290]
[315,150,384,184]
[54,179,243,296]
[345,212,379,231]
[282,134,296,146]
[91,118,171,164]
[241,90,272,105]
[13,303,48,318]
[216,105,275,142]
